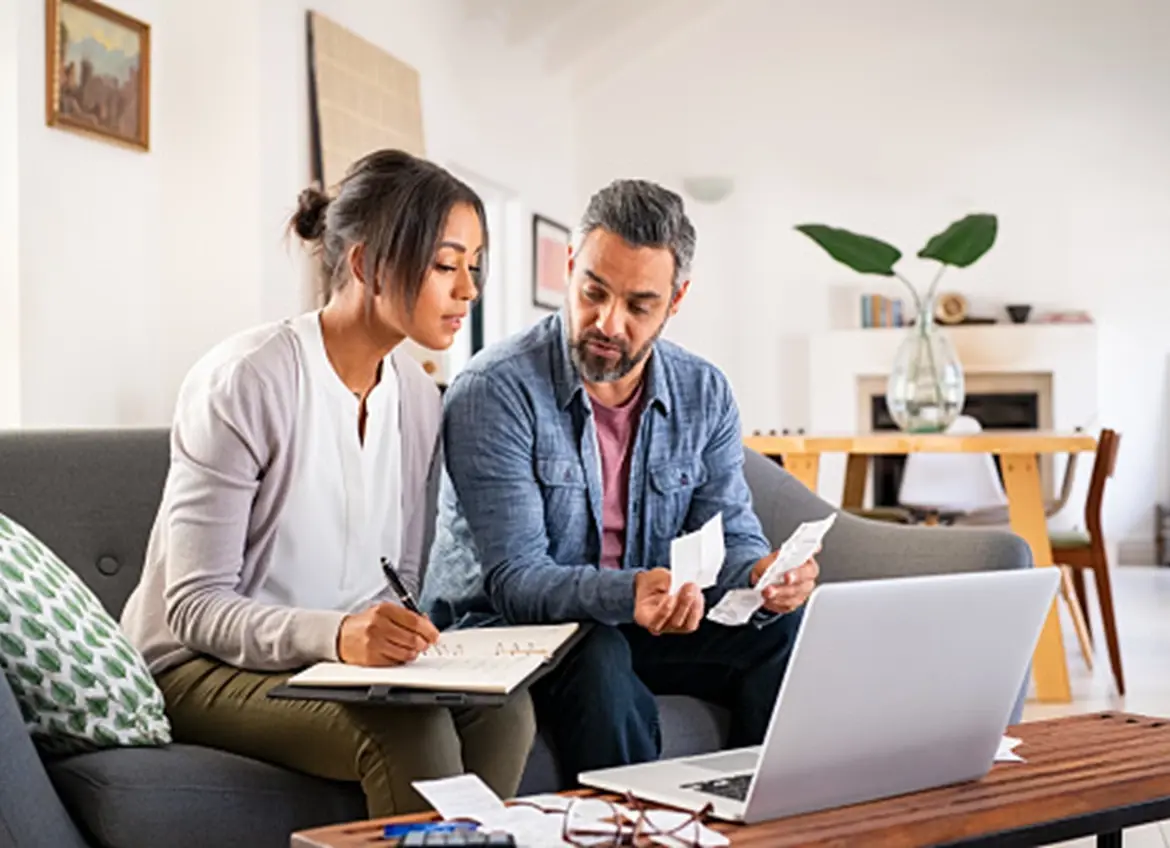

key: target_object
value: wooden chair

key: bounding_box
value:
[1051,428,1124,695]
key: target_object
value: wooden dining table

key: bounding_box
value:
[743,430,1099,704]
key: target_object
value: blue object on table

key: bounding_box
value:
[383,820,478,838]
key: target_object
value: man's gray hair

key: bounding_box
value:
[575,179,696,290]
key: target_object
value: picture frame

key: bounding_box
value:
[531,213,571,311]
[45,0,151,151]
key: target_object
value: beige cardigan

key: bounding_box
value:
[119,317,442,676]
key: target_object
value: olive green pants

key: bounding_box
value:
[157,657,536,818]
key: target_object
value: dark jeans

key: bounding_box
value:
[531,607,805,782]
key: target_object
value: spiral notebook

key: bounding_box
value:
[269,623,587,706]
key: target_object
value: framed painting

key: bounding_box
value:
[532,214,570,311]
[45,0,151,151]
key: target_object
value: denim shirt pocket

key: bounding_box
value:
[648,458,708,542]
[535,456,590,556]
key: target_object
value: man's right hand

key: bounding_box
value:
[336,603,440,666]
[633,568,705,636]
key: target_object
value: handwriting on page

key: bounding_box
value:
[421,624,578,660]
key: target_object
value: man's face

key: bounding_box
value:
[566,228,689,383]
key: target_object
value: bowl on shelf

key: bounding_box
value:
[1006,304,1032,324]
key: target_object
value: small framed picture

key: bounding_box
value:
[531,214,570,311]
[45,0,151,151]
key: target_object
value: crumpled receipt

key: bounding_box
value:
[707,513,837,626]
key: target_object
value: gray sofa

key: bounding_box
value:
[0,428,1033,848]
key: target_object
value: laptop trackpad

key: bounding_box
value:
[686,751,759,773]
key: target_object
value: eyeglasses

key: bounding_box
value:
[510,792,716,847]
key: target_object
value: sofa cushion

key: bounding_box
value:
[0,513,171,756]
[48,743,366,848]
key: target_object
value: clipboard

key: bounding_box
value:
[267,622,592,708]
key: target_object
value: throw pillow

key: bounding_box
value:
[0,512,171,756]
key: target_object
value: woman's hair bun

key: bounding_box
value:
[292,184,330,241]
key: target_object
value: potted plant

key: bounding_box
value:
[795,214,998,433]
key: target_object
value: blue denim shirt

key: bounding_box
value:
[419,311,774,630]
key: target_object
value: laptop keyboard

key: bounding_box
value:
[680,772,753,802]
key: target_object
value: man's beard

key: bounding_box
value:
[568,310,668,383]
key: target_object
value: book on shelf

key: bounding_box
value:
[860,293,908,328]
[284,623,581,695]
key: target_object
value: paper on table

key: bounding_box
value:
[411,773,507,825]
[670,512,725,594]
[707,513,838,627]
[996,735,1025,763]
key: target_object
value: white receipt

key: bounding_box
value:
[670,512,725,594]
[707,513,837,627]
[996,735,1025,763]
[411,774,507,825]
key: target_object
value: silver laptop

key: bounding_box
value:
[578,567,1059,824]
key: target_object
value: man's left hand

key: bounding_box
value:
[749,551,819,614]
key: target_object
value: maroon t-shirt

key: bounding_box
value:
[590,381,646,570]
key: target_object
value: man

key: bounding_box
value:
[420,179,818,779]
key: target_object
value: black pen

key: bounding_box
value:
[381,557,423,615]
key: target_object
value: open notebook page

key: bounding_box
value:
[284,623,580,694]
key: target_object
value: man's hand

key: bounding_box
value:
[337,603,441,666]
[750,551,819,614]
[633,568,705,636]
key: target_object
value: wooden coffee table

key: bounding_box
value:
[291,712,1170,847]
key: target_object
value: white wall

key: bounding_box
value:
[9,0,576,428]
[258,0,579,375]
[574,0,1170,559]
[0,0,19,427]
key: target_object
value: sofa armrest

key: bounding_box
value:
[0,675,91,847]
[742,449,1034,723]
[742,449,1034,583]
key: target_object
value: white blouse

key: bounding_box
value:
[254,311,403,614]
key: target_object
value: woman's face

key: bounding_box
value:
[388,202,483,351]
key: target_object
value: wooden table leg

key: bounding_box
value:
[781,453,821,493]
[842,453,868,510]
[1001,453,1071,703]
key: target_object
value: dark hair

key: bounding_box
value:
[576,179,696,291]
[289,149,487,310]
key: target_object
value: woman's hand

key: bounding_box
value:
[337,603,441,666]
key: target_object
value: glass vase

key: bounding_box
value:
[884,298,965,433]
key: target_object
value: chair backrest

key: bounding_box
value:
[1085,428,1121,542]
[896,415,1009,513]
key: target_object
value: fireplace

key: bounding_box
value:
[857,372,1055,508]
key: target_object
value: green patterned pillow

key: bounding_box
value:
[0,512,171,756]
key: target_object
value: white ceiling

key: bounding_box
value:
[460,0,725,95]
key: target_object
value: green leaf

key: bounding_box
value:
[0,632,27,658]
[20,617,49,642]
[50,680,77,708]
[52,607,78,633]
[72,665,98,689]
[794,224,902,276]
[35,647,62,674]
[16,663,43,687]
[67,711,88,734]
[69,642,95,665]
[103,656,128,680]
[0,559,24,583]
[93,725,120,747]
[87,696,110,718]
[917,213,998,267]
[16,591,43,616]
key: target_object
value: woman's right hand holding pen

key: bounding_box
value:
[337,604,440,666]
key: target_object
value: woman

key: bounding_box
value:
[119,149,535,817]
